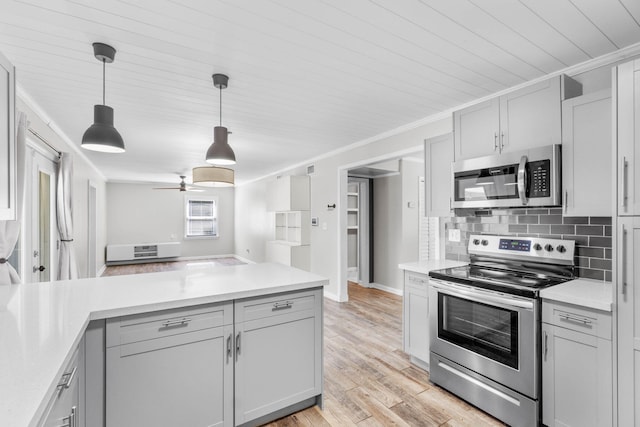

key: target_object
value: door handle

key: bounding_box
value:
[33,265,45,273]
[517,155,528,205]
[543,331,548,361]
[226,333,232,363]
[622,156,629,210]
[235,332,241,361]
[500,131,505,151]
[564,190,568,214]
[494,132,498,151]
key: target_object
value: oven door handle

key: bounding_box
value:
[430,281,534,310]
[517,155,528,205]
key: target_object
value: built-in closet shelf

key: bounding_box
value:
[347,208,358,212]
[347,192,358,196]
[273,211,310,245]
[347,226,359,231]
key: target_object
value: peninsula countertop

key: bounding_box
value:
[0,262,328,427]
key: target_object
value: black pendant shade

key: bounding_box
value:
[81,105,125,153]
[205,126,236,165]
[82,42,125,153]
[205,73,236,165]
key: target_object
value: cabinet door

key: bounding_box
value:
[617,217,640,426]
[403,273,429,364]
[499,76,562,154]
[615,60,640,216]
[41,346,81,427]
[542,324,612,427]
[562,91,612,216]
[234,302,322,424]
[424,133,453,216]
[453,98,500,160]
[0,50,15,221]
[106,325,233,427]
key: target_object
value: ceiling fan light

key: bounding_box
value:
[81,105,125,153]
[205,126,236,165]
[192,166,234,187]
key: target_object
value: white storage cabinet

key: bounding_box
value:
[234,288,323,425]
[561,90,612,216]
[0,49,16,221]
[402,271,430,369]
[424,133,454,217]
[541,300,612,427]
[105,303,234,427]
[266,175,310,212]
[453,75,582,160]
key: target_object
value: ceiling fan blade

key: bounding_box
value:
[152,187,182,190]
[185,187,205,192]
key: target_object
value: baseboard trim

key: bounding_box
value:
[323,291,341,302]
[364,282,404,296]
[97,264,106,277]
[175,253,244,262]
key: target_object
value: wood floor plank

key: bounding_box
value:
[346,387,411,427]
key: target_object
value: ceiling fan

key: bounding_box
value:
[152,175,203,192]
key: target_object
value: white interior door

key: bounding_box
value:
[30,150,58,282]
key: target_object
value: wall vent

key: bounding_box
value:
[307,164,315,175]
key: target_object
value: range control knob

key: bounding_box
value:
[556,245,566,253]
[544,244,554,252]
[481,239,489,246]
[533,243,542,251]
[473,239,480,245]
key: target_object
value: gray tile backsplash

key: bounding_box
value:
[444,208,612,281]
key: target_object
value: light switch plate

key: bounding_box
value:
[448,228,461,242]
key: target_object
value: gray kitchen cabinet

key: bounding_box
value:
[561,90,612,216]
[424,133,454,217]
[234,288,323,426]
[402,271,430,369]
[39,341,83,427]
[616,216,640,427]
[614,59,640,216]
[0,49,16,221]
[541,300,612,427]
[105,303,234,427]
[453,75,582,161]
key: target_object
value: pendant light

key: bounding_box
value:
[205,74,236,165]
[81,42,125,153]
[192,166,234,187]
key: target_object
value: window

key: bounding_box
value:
[185,197,218,238]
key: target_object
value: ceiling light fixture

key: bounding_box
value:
[192,166,234,187]
[81,42,125,153]
[205,74,236,165]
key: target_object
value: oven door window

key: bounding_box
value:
[454,164,519,201]
[438,293,518,369]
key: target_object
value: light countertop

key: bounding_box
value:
[0,262,328,427]
[399,259,468,275]
[540,278,613,312]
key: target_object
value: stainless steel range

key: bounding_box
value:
[428,234,575,427]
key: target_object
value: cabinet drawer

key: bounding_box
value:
[405,271,429,288]
[106,302,232,348]
[235,288,321,323]
[543,300,611,340]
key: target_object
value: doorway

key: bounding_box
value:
[28,149,58,282]
[88,181,98,277]
[338,147,424,302]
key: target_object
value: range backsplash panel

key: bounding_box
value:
[444,208,612,281]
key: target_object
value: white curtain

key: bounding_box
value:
[0,112,26,285]
[56,152,78,280]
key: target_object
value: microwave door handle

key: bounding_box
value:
[517,155,528,205]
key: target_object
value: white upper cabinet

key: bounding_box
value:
[614,59,640,216]
[454,75,582,161]
[562,90,612,216]
[267,175,310,212]
[424,133,454,217]
[0,50,15,221]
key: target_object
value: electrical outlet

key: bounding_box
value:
[448,228,461,242]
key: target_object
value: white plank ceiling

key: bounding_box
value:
[0,0,639,184]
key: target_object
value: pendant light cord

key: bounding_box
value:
[102,58,106,105]
[219,85,222,126]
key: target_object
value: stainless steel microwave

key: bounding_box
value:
[452,144,561,209]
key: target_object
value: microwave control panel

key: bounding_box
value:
[528,160,550,198]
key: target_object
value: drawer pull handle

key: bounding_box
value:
[56,406,76,427]
[559,313,592,326]
[235,332,241,361]
[273,301,293,311]
[161,317,192,328]
[226,333,232,363]
[56,366,77,391]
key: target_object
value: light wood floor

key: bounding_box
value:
[101,257,245,276]
[103,262,504,426]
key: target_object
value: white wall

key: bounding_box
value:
[107,183,235,258]
[235,118,450,300]
[17,97,109,278]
